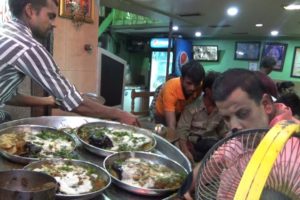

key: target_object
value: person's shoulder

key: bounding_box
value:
[2,20,41,48]
[163,77,180,89]
[166,77,180,84]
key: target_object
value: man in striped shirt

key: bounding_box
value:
[0,0,139,126]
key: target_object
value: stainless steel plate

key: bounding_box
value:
[24,159,111,200]
[103,151,188,196]
[76,122,157,157]
[0,125,76,164]
[0,116,192,200]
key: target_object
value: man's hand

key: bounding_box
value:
[117,111,140,126]
[179,139,195,164]
[183,149,194,165]
[183,191,194,200]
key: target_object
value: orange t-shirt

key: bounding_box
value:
[155,77,199,117]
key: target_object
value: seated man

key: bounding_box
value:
[182,68,299,200]
[277,81,295,97]
[276,92,300,119]
[177,71,228,163]
[154,60,205,140]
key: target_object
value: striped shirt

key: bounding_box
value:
[0,19,83,111]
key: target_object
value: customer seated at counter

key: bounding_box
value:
[0,0,138,126]
[153,60,205,140]
[177,71,228,164]
[182,68,300,200]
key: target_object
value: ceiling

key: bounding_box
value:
[100,0,300,39]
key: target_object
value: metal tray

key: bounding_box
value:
[77,121,156,157]
[0,116,191,200]
[103,151,188,196]
[0,125,76,164]
[24,159,111,200]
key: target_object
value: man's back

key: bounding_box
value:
[0,20,38,104]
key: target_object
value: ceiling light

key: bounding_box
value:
[284,4,300,10]
[227,7,239,16]
[195,31,202,37]
[271,30,279,36]
[255,23,263,27]
[172,25,179,31]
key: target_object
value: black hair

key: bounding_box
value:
[203,71,221,89]
[212,68,265,104]
[277,81,295,94]
[276,92,300,116]
[261,56,276,69]
[181,60,205,85]
[9,0,58,18]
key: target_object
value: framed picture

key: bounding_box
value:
[261,43,287,71]
[291,47,300,78]
[59,0,94,23]
[234,41,261,60]
[192,45,218,61]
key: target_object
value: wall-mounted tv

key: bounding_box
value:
[193,45,218,61]
[235,41,261,61]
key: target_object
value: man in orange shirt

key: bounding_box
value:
[154,60,205,138]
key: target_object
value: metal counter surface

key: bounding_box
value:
[0,116,192,200]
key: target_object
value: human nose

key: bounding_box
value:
[50,19,57,29]
[228,118,243,131]
[188,84,196,91]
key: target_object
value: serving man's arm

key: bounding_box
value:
[6,93,56,107]
[73,97,140,126]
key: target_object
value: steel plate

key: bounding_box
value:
[77,122,156,157]
[103,151,188,196]
[0,116,192,200]
[0,125,76,164]
[24,159,111,200]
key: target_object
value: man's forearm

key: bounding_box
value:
[73,97,125,121]
[179,138,189,152]
[165,111,177,130]
[6,94,56,107]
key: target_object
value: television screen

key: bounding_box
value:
[193,45,218,61]
[235,42,261,61]
[98,48,126,108]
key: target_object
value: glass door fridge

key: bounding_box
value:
[149,51,173,92]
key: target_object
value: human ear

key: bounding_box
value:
[24,3,34,18]
[261,94,273,114]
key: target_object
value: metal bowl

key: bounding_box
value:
[0,169,57,200]
[24,159,111,200]
[0,125,77,164]
[103,151,188,196]
[76,121,157,157]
